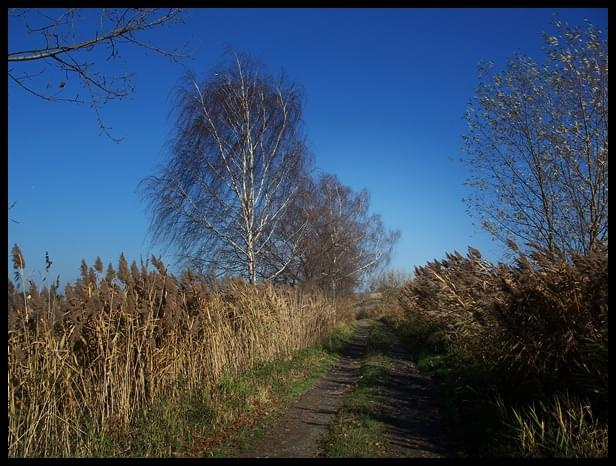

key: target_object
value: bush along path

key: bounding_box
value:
[241,318,450,458]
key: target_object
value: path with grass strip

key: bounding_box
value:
[246,318,450,458]
[321,320,450,458]
[244,319,373,458]
[371,322,450,457]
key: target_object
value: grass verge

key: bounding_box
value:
[85,319,359,457]
[321,320,393,458]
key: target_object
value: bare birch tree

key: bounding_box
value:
[140,53,309,284]
[276,174,399,296]
[462,19,608,258]
[8,8,189,141]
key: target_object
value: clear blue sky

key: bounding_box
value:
[8,8,608,287]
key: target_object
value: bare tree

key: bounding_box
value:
[276,174,399,296]
[462,18,608,258]
[370,269,412,294]
[8,8,189,142]
[140,53,309,284]
[258,172,315,285]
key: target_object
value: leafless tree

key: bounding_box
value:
[8,8,189,142]
[276,174,399,296]
[370,269,412,294]
[140,53,310,284]
[258,172,315,285]
[462,18,608,258]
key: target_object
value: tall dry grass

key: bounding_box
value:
[8,248,340,457]
[398,243,608,457]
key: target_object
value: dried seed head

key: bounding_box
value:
[45,251,53,272]
[105,263,116,283]
[151,255,166,275]
[130,261,141,285]
[94,256,104,273]
[506,239,520,252]
[11,244,25,270]
[80,259,88,280]
[118,253,130,284]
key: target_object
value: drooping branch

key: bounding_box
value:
[8,8,191,142]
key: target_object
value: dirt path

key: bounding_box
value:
[245,320,373,458]
[370,322,450,458]
[245,318,451,458]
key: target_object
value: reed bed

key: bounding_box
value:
[8,250,339,457]
[397,243,608,457]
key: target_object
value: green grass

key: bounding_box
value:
[321,321,393,458]
[508,393,608,458]
[208,348,341,457]
[209,320,362,457]
[85,319,360,457]
[322,319,358,353]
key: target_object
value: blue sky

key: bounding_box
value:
[8,8,608,287]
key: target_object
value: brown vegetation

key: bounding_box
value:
[397,243,608,456]
[8,249,348,457]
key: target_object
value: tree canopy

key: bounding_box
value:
[463,19,608,258]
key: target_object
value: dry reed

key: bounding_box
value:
[8,252,340,457]
[397,243,608,457]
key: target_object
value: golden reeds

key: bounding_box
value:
[397,244,608,457]
[8,252,340,457]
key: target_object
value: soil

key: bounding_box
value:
[369,321,451,458]
[245,319,451,458]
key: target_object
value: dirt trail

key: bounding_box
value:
[371,321,450,458]
[245,318,451,458]
[245,320,373,458]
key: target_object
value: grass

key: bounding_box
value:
[321,320,393,458]
[508,393,609,458]
[394,245,608,458]
[8,250,353,457]
[81,319,360,457]
[208,322,358,458]
[387,313,609,458]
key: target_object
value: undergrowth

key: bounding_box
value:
[386,243,608,458]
